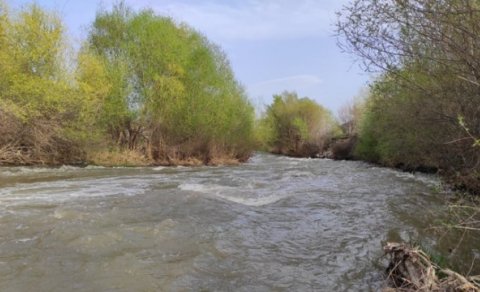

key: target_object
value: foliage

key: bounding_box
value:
[74,47,113,145]
[338,0,480,192]
[258,91,339,157]
[0,1,255,166]
[85,2,255,163]
[0,2,86,165]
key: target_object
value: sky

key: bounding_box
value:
[7,0,371,114]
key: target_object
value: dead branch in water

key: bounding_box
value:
[383,242,480,292]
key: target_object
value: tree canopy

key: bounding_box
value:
[257,91,339,157]
[337,0,480,193]
[0,1,255,166]
[84,3,255,163]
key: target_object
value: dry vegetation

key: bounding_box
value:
[87,150,150,167]
[383,243,480,292]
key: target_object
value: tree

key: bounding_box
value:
[259,91,339,157]
[0,3,87,165]
[0,1,255,166]
[337,0,480,142]
[74,47,112,145]
[337,90,367,136]
[86,2,255,163]
[337,0,480,192]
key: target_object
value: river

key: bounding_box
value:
[0,153,478,291]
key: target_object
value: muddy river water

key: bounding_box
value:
[0,153,478,291]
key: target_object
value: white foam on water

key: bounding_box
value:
[178,183,231,193]
[381,168,441,187]
[16,237,37,243]
[85,165,107,170]
[0,165,81,175]
[178,183,289,207]
[285,156,313,161]
[0,167,49,177]
[0,176,150,206]
[214,193,290,207]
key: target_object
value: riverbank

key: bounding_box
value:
[323,134,480,197]
[262,146,480,288]
[383,242,480,291]
[90,150,247,167]
[0,148,247,168]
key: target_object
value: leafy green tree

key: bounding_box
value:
[0,3,85,164]
[86,2,255,163]
[338,0,480,193]
[73,47,112,145]
[259,91,339,157]
[0,1,254,166]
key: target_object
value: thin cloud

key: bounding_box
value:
[253,75,323,87]
[249,74,323,98]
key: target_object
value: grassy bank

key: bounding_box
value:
[87,149,244,167]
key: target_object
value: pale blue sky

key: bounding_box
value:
[7,0,370,114]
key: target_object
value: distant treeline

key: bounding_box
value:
[336,0,480,194]
[0,1,254,166]
[255,91,340,157]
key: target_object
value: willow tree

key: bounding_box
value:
[0,0,10,96]
[86,3,254,163]
[0,3,86,165]
[259,91,339,157]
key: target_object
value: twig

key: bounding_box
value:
[467,255,477,277]
[451,225,480,231]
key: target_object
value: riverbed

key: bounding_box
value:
[0,153,478,291]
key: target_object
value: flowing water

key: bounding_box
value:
[0,153,478,291]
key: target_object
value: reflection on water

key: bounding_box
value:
[0,153,477,291]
